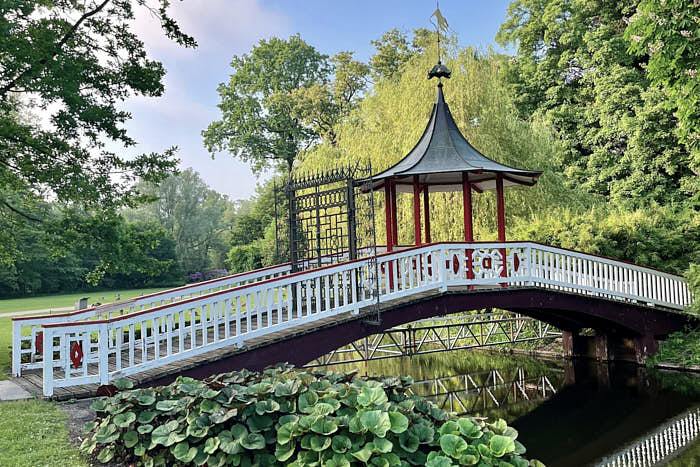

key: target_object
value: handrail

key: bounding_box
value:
[11,262,291,376]
[24,241,693,396]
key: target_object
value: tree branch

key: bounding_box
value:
[0,199,43,222]
[0,0,112,98]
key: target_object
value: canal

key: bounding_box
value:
[325,350,700,466]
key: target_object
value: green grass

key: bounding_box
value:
[0,287,175,315]
[1,317,14,380]
[0,399,87,466]
[668,438,700,466]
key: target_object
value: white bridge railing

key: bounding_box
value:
[20,242,691,396]
[12,263,291,377]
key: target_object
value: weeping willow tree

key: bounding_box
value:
[297,41,594,244]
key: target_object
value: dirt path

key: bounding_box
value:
[1,306,73,318]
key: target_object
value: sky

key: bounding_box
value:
[124,0,513,200]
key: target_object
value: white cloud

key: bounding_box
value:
[132,0,291,57]
[121,0,292,199]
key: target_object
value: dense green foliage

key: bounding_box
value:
[496,0,697,208]
[126,169,234,276]
[203,35,331,175]
[0,211,179,296]
[81,365,542,466]
[226,179,282,273]
[1,0,195,286]
[650,329,700,367]
[626,0,700,180]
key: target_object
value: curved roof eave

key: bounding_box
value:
[364,82,542,190]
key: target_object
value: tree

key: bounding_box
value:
[125,169,232,275]
[625,0,700,196]
[495,0,697,208]
[369,28,433,80]
[203,35,330,175]
[0,1,194,210]
[0,0,195,280]
[287,51,370,145]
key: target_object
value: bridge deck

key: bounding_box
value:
[13,242,692,398]
[13,288,440,399]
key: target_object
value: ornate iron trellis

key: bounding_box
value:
[274,163,381,322]
[278,165,376,271]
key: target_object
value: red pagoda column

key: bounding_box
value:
[413,175,421,246]
[384,182,393,252]
[462,172,474,242]
[496,173,507,283]
[423,185,431,243]
[390,180,398,246]
[462,172,474,284]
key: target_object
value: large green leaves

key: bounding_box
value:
[439,434,468,458]
[80,365,536,467]
[490,435,516,457]
[357,386,388,407]
[389,411,409,434]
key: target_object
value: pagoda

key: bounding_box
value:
[364,61,542,252]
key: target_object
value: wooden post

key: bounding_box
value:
[384,181,394,288]
[413,175,421,246]
[496,173,507,283]
[462,172,474,285]
[496,173,506,242]
[384,183,393,252]
[423,185,431,243]
[462,172,474,242]
[390,180,398,246]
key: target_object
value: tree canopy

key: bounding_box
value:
[125,169,233,276]
[203,35,330,175]
[0,0,196,282]
[496,0,697,208]
[1,0,195,211]
[625,0,700,200]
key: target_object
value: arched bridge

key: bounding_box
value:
[11,242,694,397]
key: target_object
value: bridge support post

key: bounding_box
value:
[593,334,612,361]
[563,330,659,364]
[633,334,659,364]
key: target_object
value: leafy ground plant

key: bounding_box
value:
[81,364,545,466]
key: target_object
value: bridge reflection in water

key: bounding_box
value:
[409,367,560,417]
[321,351,700,466]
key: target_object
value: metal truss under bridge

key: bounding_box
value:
[305,312,561,366]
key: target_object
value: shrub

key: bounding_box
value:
[80,364,544,466]
[188,272,203,283]
[204,269,230,281]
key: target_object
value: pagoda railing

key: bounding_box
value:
[27,242,691,396]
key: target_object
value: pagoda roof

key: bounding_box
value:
[364,83,542,193]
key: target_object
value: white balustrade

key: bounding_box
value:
[12,263,291,377]
[598,406,700,466]
[27,242,693,396]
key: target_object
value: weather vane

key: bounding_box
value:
[428,1,452,80]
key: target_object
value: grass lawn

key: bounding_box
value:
[0,286,175,315]
[1,316,14,379]
[0,399,87,466]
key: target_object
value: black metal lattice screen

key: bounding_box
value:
[277,165,375,273]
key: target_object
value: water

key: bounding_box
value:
[324,351,700,466]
